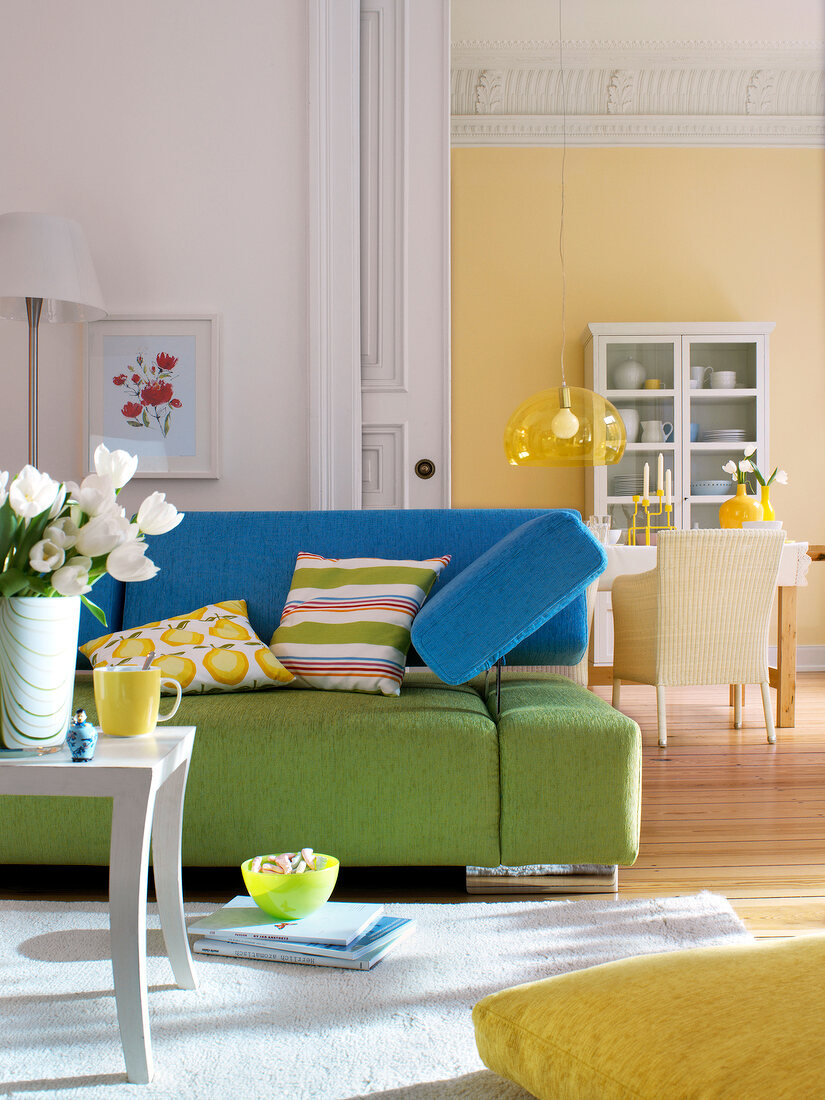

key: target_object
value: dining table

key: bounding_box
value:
[589,540,817,728]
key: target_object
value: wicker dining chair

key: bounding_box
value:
[611,529,785,747]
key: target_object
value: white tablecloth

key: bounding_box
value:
[600,542,810,591]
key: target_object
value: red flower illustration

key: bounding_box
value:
[113,374,127,386]
[156,352,178,371]
[141,381,174,407]
[131,373,140,383]
[169,398,182,408]
[121,401,144,418]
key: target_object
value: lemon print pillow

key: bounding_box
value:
[80,600,293,693]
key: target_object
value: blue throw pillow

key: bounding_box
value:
[410,511,606,684]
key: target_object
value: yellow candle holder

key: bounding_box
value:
[628,489,675,546]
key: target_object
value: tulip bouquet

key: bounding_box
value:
[721,455,755,485]
[722,446,788,491]
[0,445,183,624]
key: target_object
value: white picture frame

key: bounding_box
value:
[84,314,219,478]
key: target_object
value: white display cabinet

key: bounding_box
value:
[583,322,773,664]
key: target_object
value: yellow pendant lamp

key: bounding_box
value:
[503,1,626,469]
[505,384,626,467]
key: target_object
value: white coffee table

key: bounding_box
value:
[0,725,197,1083]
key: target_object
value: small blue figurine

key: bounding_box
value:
[66,709,98,762]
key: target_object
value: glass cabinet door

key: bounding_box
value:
[681,336,765,530]
[602,337,681,536]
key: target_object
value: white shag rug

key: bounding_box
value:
[1,893,749,1100]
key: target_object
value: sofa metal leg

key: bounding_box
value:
[612,678,621,709]
[733,684,742,729]
[465,866,618,895]
[656,685,667,747]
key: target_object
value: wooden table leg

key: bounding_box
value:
[110,778,156,1084]
[152,758,198,991]
[776,585,797,728]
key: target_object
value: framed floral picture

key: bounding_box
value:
[84,315,219,478]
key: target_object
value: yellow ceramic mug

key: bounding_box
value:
[93,667,182,737]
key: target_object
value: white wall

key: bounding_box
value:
[451,0,825,42]
[0,0,309,513]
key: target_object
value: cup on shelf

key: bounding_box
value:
[643,379,662,389]
[710,370,737,389]
[641,420,673,443]
[691,365,712,387]
[690,423,700,442]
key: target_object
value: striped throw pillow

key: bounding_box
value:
[270,552,450,695]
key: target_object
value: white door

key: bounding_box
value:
[308,0,450,510]
[359,0,451,509]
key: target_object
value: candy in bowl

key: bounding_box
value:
[241,849,339,920]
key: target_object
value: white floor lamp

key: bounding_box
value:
[0,212,107,468]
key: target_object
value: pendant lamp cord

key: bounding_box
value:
[558,0,568,390]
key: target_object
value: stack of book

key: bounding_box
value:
[188,896,414,970]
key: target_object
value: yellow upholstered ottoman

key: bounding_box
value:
[473,934,825,1100]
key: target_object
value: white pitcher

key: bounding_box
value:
[640,420,673,443]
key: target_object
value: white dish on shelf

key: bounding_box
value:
[691,480,734,496]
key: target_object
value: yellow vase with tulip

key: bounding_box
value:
[719,449,788,529]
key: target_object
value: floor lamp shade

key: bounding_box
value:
[0,212,106,467]
[0,212,106,322]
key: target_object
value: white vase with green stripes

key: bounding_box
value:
[0,596,81,753]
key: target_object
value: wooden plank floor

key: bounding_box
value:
[595,672,825,939]
[3,674,824,941]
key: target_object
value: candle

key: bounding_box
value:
[665,468,672,506]
[657,453,664,493]
[643,462,649,501]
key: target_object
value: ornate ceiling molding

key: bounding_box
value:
[451,41,825,146]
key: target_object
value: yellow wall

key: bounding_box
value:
[451,146,825,645]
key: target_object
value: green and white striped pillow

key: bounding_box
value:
[270,552,451,695]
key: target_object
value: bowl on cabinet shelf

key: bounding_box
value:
[690,480,734,496]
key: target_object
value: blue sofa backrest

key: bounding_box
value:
[78,509,590,669]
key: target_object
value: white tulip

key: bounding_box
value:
[774,469,789,485]
[739,459,753,474]
[744,445,757,458]
[51,556,93,596]
[74,512,131,558]
[106,541,159,582]
[29,539,65,573]
[0,471,9,507]
[722,460,738,476]
[93,443,139,490]
[44,517,79,549]
[8,466,61,519]
[66,473,119,518]
[136,492,184,536]
[47,484,68,519]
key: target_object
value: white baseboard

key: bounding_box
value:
[768,644,825,673]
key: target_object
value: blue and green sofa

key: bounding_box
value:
[1,509,641,871]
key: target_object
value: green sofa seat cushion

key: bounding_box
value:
[0,674,500,867]
[486,673,642,867]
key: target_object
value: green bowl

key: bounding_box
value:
[240,853,339,920]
